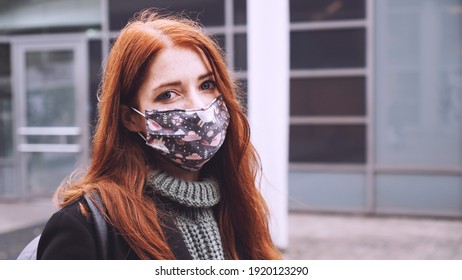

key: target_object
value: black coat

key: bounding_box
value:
[37,196,193,260]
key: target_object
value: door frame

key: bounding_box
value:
[11,34,90,198]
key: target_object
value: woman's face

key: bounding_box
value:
[136,46,220,115]
[123,46,222,179]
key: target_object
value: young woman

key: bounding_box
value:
[37,10,281,260]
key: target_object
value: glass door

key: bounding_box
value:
[13,37,89,197]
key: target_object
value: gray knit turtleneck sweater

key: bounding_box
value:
[144,170,225,260]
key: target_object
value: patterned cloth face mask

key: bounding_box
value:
[131,95,230,171]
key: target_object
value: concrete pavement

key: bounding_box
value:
[284,213,462,260]
[0,199,57,235]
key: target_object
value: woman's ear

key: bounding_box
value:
[120,105,145,133]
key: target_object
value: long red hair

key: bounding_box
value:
[56,10,281,260]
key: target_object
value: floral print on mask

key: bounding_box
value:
[142,95,230,171]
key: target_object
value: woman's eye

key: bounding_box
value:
[200,80,216,91]
[157,91,175,101]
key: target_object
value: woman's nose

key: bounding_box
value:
[184,92,214,109]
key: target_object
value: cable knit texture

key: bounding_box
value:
[144,170,225,260]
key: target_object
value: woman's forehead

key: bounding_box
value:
[147,46,213,84]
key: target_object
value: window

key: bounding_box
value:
[288,0,368,213]
[290,77,365,116]
[107,0,248,109]
[289,0,367,165]
[0,44,12,158]
[290,125,366,163]
[375,0,462,168]
[290,0,366,22]
[109,0,225,31]
[88,39,102,134]
[290,29,365,69]
[288,0,462,216]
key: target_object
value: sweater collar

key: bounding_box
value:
[145,170,221,208]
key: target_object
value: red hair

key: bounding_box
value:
[56,10,281,260]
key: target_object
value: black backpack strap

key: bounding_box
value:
[17,194,109,260]
[84,194,108,260]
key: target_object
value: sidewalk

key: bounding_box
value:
[0,199,57,259]
[0,199,57,235]
[1,200,461,260]
[284,212,462,260]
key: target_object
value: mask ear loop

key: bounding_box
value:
[130,107,147,142]
[96,86,103,103]
[130,107,145,116]
[137,132,147,142]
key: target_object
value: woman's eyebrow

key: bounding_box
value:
[154,80,181,92]
[153,72,214,92]
[198,72,214,81]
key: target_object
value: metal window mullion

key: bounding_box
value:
[101,0,110,70]
[366,0,376,214]
[108,31,121,38]
[76,37,90,166]
[12,42,26,198]
[17,127,81,135]
[206,26,226,34]
[290,116,366,125]
[225,0,234,70]
[375,166,462,176]
[10,34,88,44]
[377,208,461,218]
[289,163,366,173]
[233,71,247,79]
[458,0,462,217]
[290,19,366,31]
[17,144,81,153]
[208,25,246,35]
[233,25,247,33]
[85,30,102,39]
[290,68,366,78]
[290,205,367,215]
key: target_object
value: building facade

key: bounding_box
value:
[0,0,461,221]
